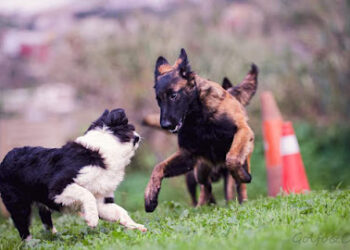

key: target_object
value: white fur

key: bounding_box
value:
[25,235,32,242]
[54,127,145,230]
[73,128,139,196]
[54,183,99,227]
[97,198,146,232]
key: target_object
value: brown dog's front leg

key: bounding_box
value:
[226,122,254,183]
[145,150,195,212]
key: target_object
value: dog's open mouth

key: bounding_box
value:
[169,121,183,133]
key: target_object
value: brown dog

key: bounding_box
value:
[142,73,258,206]
[145,49,257,212]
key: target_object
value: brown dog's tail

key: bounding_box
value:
[224,64,259,107]
[142,113,162,130]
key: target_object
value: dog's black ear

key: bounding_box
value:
[86,109,109,132]
[176,48,193,80]
[94,109,109,124]
[106,108,128,127]
[155,56,170,79]
[222,77,233,90]
[101,109,109,118]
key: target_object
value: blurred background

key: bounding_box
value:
[0,0,349,211]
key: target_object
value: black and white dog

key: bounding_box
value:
[0,109,146,240]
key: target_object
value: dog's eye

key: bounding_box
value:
[169,92,177,101]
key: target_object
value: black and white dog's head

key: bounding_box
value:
[76,109,140,166]
[86,109,139,145]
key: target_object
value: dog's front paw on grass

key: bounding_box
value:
[145,184,160,212]
[124,223,147,232]
[145,197,158,213]
[85,214,99,228]
[133,224,148,232]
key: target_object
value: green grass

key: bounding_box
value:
[0,190,349,250]
[1,122,349,249]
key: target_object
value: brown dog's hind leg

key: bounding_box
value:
[185,171,198,206]
[195,161,216,206]
[233,156,250,203]
[237,153,251,203]
[236,183,248,204]
[197,183,215,206]
[223,169,236,202]
[145,150,196,212]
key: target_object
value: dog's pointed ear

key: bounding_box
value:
[155,56,170,79]
[228,63,259,106]
[176,48,193,80]
[222,77,233,90]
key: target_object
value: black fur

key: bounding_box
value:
[178,98,237,164]
[177,48,193,80]
[0,143,105,239]
[38,204,54,230]
[0,108,135,240]
[104,197,114,204]
[222,77,233,90]
[86,108,135,143]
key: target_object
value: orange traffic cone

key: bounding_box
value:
[260,92,283,197]
[281,121,310,194]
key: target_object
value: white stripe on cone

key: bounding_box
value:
[281,135,300,156]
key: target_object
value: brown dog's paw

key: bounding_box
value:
[235,167,252,183]
[145,193,159,212]
[226,156,252,183]
[144,185,160,212]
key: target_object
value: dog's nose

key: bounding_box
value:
[133,135,140,145]
[160,120,174,130]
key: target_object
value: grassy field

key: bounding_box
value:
[0,123,349,249]
[0,190,349,250]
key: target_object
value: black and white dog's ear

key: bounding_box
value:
[106,109,128,127]
[86,109,109,132]
[155,56,170,79]
[222,77,233,90]
[101,109,109,118]
[93,109,109,126]
[176,48,193,81]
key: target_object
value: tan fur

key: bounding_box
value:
[144,151,182,201]
[225,175,236,201]
[228,68,258,106]
[195,74,254,177]
[174,58,183,68]
[158,64,173,75]
[142,114,162,129]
